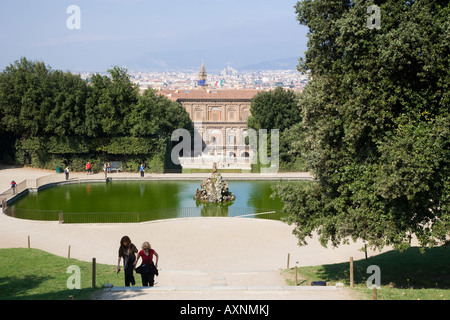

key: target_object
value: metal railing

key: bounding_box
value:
[5,207,61,221]
[4,206,285,224]
[0,174,67,205]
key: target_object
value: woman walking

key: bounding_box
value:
[135,241,159,286]
[117,236,138,286]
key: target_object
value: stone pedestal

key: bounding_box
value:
[194,172,235,203]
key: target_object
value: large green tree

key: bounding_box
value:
[248,87,300,131]
[0,58,192,171]
[248,87,305,171]
[275,0,449,250]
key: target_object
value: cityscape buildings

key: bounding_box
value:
[80,65,309,93]
[80,62,308,171]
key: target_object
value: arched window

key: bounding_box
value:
[210,129,222,145]
[228,108,236,121]
[194,108,202,121]
[242,109,249,122]
[210,107,221,122]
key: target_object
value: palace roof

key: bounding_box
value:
[158,89,263,101]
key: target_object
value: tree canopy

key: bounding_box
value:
[0,57,192,172]
[275,0,449,250]
[248,87,300,132]
[248,87,305,171]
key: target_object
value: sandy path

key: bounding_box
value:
[0,167,400,299]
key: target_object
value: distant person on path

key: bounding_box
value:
[135,241,159,287]
[11,180,16,194]
[86,162,92,175]
[64,167,70,180]
[117,236,138,286]
[139,163,145,177]
[107,162,111,173]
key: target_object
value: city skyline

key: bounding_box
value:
[122,68,309,93]
[0,0,308,73]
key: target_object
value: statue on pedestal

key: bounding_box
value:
[194,163,235,203]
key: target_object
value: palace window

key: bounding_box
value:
[242,109,249,121]
[210,107,221,122]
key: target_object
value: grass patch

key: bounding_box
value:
[283,246,450,300]
[0,248,124,300]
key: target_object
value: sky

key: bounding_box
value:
[0,0,308,73]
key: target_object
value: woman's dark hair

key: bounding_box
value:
[120,236,131,247]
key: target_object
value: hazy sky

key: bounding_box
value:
[0,0,308,72]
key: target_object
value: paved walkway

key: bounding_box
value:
[0,166,403,300]
[99,284,355,300]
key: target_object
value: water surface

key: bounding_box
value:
[10,180,297,222]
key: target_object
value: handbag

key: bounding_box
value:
[136,264,151,274]
[152,263,159,276]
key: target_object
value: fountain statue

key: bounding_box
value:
[194,162,235,203]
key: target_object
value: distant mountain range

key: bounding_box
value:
[239,57,300,71]
[122,51,301,73]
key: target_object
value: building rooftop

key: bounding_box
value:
[158,89,264,101]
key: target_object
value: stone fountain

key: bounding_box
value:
[194,163,235,203]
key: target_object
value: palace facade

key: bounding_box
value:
[158,63,262,169]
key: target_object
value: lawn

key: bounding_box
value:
[283,245,449,300]
[0,248,124,300]
[1,246,449,300]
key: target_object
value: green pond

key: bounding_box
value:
[8,180,299,223]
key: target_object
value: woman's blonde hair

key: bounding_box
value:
[141,241,151,250]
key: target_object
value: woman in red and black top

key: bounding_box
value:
[135,241,159,286]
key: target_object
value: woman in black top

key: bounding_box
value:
[117,236,138,286]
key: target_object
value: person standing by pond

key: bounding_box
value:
[86,162,92,175]
[11,180,16,195]
[117,236,138,286]
[139,163,145,177]
[135,241,159,286]
[64,166,70,180]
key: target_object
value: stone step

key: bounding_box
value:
[106,285,342,293]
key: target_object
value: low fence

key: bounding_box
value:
[6,207,61,221]
[0,179,31,205]
[4,206,285,224]
[0,174,67,206]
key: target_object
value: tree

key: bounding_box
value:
[128,88,192,138]
[248,87,304,171]
[44,70,89,137]
[87,66,139,137]
[248,87,300,132]
[275,0,449,250]
[0,58,192,171]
